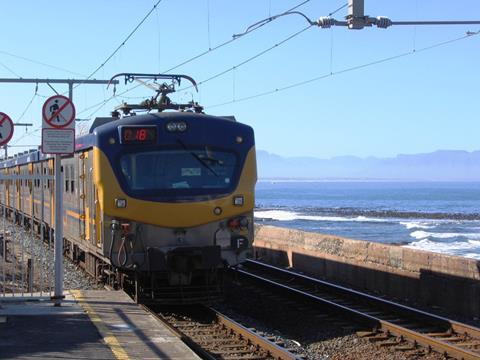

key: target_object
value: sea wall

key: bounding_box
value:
[253,225,480,319]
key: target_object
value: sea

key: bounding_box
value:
[254,181,480,260]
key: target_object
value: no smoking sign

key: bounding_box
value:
[0,112,14,147]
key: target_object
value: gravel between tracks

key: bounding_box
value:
[223,278,445,360]
[0,219,102,294]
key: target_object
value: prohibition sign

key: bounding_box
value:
[0,112,14,146]
[42,95,76,129]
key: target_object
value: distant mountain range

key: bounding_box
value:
[257,150,480,181]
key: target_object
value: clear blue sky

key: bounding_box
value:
[1,0,479,158]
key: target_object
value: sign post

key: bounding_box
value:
[41,95,76,306]
[0,112,14,148]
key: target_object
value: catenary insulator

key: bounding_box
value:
[376,16,392,28]
[317,17,336,28]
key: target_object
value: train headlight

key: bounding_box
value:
[213,207,222,215]
[166,122,177,132]
[233,195,244,206]
[166,121,188,132]
[176,121,187,132]
[115,198,127,208]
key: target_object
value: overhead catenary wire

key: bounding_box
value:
[163,0,312,73]
[0,50,86,77]
[174,2,347,93]
[75,0,164,89]
[232,2,347,38]
[177,24,313,92]
[16,88,38,122]
[206,30,479,109]
[0,61,22,78]
[75,0,312,116]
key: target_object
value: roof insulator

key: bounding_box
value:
[317,17,336,28]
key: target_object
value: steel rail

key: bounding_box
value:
[142,303,299,360]
[237,260,480,360]
[246,259,480,338]
[140,304,216,360]
[213,308,298,360]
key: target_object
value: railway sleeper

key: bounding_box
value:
[210,348,259,355]
[368,334,391,342]
[195,338,247,344]
[456,341,480,347]
[434,336,464,342]
[222,356,267,360]
[220,344,261,349]
[377,340,402,347]
[426,331,453,337]
[393,343,418,352]
[356,330,378,337]
[410,326,446,334]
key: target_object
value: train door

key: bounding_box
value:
[28,163,33,220]
[87,165,95,245]
[79,152,88,242]
[15,167,20,214]
[93,183,101,248]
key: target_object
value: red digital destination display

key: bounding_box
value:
[120,126,157,144]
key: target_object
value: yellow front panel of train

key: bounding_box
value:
[93,146,256,228]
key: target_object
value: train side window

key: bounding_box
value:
[65,165,69,192]
[70,165,75,193]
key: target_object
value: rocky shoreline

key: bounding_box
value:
[256,206,480,221]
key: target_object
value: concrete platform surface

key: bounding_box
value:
[0,290,200,359]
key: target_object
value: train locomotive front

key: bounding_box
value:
[89,111,256,300]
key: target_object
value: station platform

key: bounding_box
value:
[0,290,200,359]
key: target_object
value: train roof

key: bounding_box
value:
[0,149,54,169]
[89,112,236,134]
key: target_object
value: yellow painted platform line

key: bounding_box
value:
[71,290,130,360]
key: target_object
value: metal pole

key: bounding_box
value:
[12,177,16,295]
[30,173,34,296]
[40,169,45,295]
[2,185,6,297]
[53,82,74,305]
[53,154,63,305]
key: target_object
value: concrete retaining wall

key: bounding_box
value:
[253,225,480,319]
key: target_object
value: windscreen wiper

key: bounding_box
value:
[197,153,224,166]
[176,139,219,177]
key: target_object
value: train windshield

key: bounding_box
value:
[120,148,237,192]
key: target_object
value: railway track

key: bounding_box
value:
[235,259,480,360]
[143,303,304,360]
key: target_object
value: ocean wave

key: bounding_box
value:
[254,210,389,223]
[410,230,480,240]
[400,221,436,230]
[404,239,480,260]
